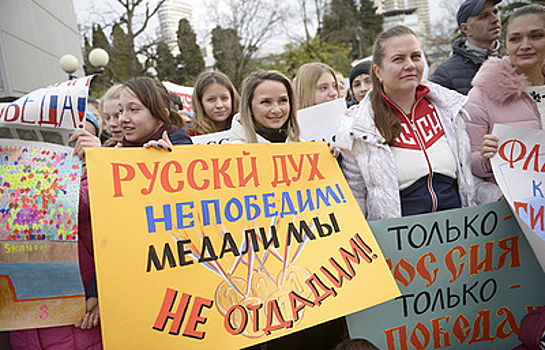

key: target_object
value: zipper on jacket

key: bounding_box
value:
[384,94,439,212]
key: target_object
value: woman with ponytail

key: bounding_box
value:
[336,25,476,220]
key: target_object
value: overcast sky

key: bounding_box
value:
[72,0,454,52]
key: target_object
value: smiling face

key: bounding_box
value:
[251,80,290,129]
[374,34,424,101]
[314,71,339,105]
[506,13,545,75]
[103,98,124,142]
[119,88,163,144]
[201,83,232,129]
[461,0,501,49]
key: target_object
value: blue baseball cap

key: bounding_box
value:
[457,0,502,27]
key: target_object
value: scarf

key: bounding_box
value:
[254,122,289,143]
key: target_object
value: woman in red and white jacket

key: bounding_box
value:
[336,25,487,221]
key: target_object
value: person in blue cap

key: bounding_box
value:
[431,0,503,95]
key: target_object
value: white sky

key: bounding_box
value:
[72,0,451,53]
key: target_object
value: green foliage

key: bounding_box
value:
[265,35,352,78]
[319,0,383,60]
[211,26,246,89]
[155,40,178,83]
[110,23,135,83]
[176,18,205,86]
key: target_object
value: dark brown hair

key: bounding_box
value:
[370,25,417,145]
[332,338,380,350]
[123,76,184,128]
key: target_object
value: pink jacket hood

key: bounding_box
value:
[471,56,530,105]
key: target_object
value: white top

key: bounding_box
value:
[527,85,545,129]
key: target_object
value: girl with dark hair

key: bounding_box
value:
[336,25,476,220]
[120,76,192,148]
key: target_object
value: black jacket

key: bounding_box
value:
[431,38,484,95]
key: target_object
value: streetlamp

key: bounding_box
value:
[58,48,110,79]
[59,54,79,80]
[88,48,109,75]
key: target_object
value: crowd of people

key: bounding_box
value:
[6,0,545,349]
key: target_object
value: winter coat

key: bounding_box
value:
[10,174,103,350]
[227,113,270,143]
[465,56,541,180]
[431,38,485,95]
[335,81,477,221]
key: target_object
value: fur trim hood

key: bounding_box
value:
[471,57,529,104]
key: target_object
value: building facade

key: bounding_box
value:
[0,0,84,101]
[374,0,431,48]
[158,0,194,56]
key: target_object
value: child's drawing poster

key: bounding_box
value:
[0,139,85,331]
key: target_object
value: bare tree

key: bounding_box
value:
[295,0,328,43]
[116,0,166,77]
[205,0,288,82]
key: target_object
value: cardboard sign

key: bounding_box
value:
[86,142,400,349]
[346,201,545,349]
[491,124,545,272]
[0,140,84,331]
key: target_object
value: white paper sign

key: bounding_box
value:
[297,98,346,143]
[190,99,347,145]
[491,124,545,271]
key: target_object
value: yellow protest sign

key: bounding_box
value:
[86,142,399,349]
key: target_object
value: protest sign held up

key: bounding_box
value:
[85,142,400,349]
[346,201,545,349]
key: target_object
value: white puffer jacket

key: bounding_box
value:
[335,81,483,221]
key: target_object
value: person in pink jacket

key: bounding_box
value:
[465,4,545,185]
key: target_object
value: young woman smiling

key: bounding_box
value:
[465,4,545,184]
[228,70,300,143]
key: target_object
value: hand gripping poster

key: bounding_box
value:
[85,142,400,349]
[346,201,545,349]
[0,139,84,330]
[491,124,545,272]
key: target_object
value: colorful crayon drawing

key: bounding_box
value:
[0,140,81,240]
[0,139,85,331]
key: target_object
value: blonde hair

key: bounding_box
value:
[239,70,300,143]
[295,62,340,109]
[191,71,240,134]
[99,84,123,121]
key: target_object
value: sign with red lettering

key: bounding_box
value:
[0,77,93,130]
[346,201,545,349]
[85,143,400,349]
[162,81,193,113]
[491,124,545,272]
